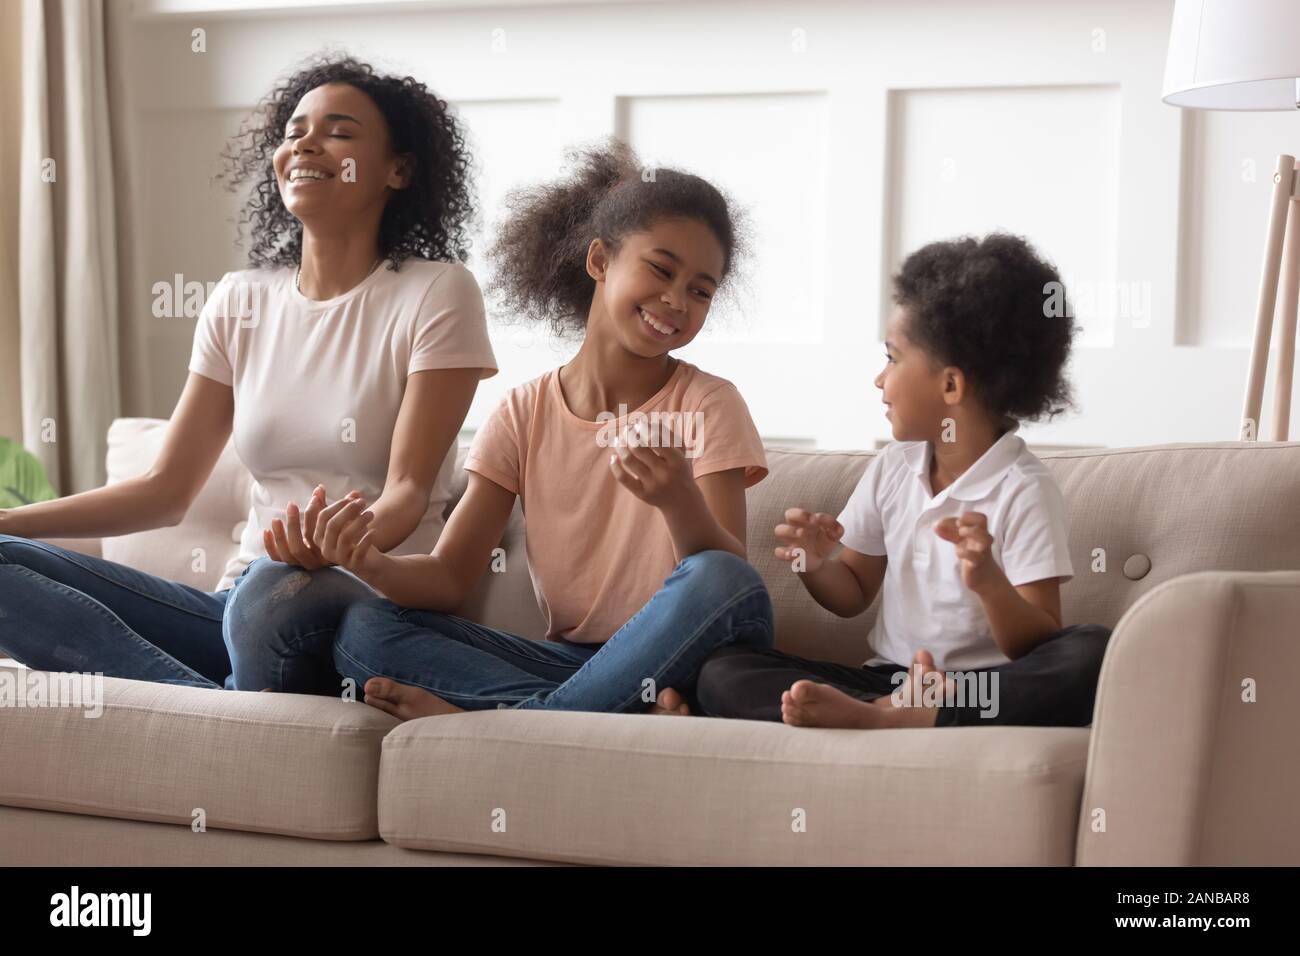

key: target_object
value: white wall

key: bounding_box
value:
[107,0,1300,450]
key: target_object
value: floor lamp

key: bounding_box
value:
[1163,0,1300,441]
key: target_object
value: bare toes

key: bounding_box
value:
[789,679,819,703]
[650,687,690,716]
[364,694,400,718]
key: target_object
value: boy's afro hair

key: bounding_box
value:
[893,232,1077,422]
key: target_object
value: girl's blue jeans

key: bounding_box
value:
[333,549,775,712]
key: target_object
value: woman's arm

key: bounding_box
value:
[266,366,484,567]
[0,372,233,539]
[363,366,483,552]
[316,471,516,612]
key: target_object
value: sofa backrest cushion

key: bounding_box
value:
[101,419,253,591]
[747,442,1300,664]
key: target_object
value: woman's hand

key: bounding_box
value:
[933,511,1004,595]
[310,491,383,577]
[608,418,697,513]
[263,484,345,569]
[774,507,844,574]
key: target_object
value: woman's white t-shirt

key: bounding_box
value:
[188,258,498,591]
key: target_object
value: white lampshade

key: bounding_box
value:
[1163,0,1300,110]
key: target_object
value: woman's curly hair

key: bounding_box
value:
[487,137,746,338]
[219,53,475,268]
[893,233,1078,423]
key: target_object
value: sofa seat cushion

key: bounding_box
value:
[0,665,396,840]
[377,711,1091,865]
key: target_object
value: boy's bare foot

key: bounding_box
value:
[647,686,690,716]
[782,680,939,729]
[362,677,463,722]
[872,649,957,709]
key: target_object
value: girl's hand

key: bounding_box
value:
[310,491,382,576]
[774,507,843,573]
[933,511,1002,595]
[264,484,337,569]
[608,417,696,512]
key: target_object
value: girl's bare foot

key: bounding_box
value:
[782,680,939,729]
[362,677,463,722]
[647,687,690,716]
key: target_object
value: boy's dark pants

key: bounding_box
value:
[694,623,1112,727]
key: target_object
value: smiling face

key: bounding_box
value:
[272,82,410,229]
[585,216,725,358]
[874,306,964,441]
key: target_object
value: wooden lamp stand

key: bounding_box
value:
[1243,153,1300,441]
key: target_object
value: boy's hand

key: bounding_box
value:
[933,511,1003,595]
[608,417,696,512]
[311,492,385,579]
[775,507,843,574]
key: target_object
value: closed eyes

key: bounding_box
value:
[284,132,353,140]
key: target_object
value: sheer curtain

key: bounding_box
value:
[0,2,22,444]
[17,0,120,494]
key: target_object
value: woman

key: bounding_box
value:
[0,55,497,694]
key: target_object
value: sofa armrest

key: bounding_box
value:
[34,536,103,560]
[1075,569,1300,865]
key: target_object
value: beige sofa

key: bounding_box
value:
[2,418,1298,866]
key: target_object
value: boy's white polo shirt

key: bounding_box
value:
[835,420,1074,672]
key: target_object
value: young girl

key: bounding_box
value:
[308,139,774,717]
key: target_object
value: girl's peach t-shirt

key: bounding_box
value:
[465,360,768,644]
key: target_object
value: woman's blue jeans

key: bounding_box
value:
[221,557,376,693]
[332,549,775,713]
[0,533,237,687]
[0,535,372,693]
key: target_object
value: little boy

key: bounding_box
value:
[695,233,1111,729]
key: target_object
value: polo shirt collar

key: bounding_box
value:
[904,417,1023,502]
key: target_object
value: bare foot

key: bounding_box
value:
[362,677,463,722]
[782,680,938,729]
[888,649,957,709]
[647,687,691,716]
